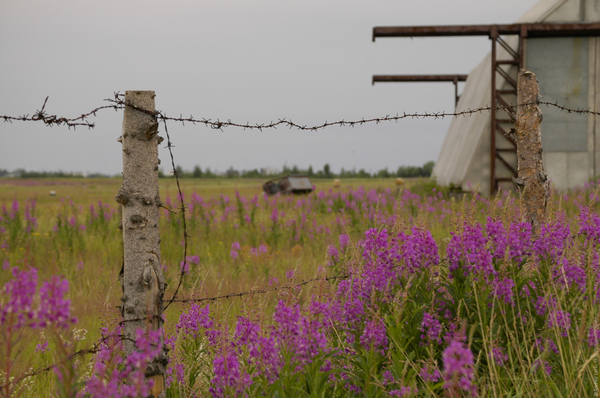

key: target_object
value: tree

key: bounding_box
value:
[422,161,435,177]
[323,164,332,178]
[192,165,203,178]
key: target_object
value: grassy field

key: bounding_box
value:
[1,177,600,397]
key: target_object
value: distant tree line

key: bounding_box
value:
[162,161,434,179]
[0,169,109,178]
[0,161,434,180]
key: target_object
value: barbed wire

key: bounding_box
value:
[0,95,121,129]
[160,115,188,311]
[171,273,351,304]
[0,272,350,390]
[0,335,110,391]
[4,94,600,132]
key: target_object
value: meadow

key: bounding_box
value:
[1,176,600,397]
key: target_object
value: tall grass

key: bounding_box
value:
[1,177,600,396]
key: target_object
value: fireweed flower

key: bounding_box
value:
[420,312,442,345]
[85,328,162,398]
[233,317,281,382]
[210,350,252,398]
[587,327,600,347]
[327,245,339,266]
[486,217,508,259]
[446,222,494,279]
[442,338,477,396]
[534,296,557,317]
[548,310,571,337]
[492,278,516,306]
[533,358,552,376]
[508,222,532,262]
[419,365,441,382]
[37,276,77,328]
[389,387,417,396]
[532,216,571,260]
[339,234,350,250]
[579,205,600,245]
[273,300,328,370]
[536,337,559,354]
[553,258,586,292]
[399,226,439,273]
[176,304,212,338]
[360,318,388,354]
[270,208,279,223]
[491,347,508,366]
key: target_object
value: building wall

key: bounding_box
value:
[525,36,598,190]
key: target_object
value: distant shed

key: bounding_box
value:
[263,175,314,195]
[374,0,600,194]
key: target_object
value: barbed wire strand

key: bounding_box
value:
[159,116,188,311]
[0,335,110,390]
[171,273,350,304]
[4,95,600,131]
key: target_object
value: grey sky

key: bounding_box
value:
[0,0,540,175]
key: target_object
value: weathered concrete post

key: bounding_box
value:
[116,91,167,397]
[515,70,548,234]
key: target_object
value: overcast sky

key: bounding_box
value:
[0,0,541,175]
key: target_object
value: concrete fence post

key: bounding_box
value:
[116,90,167,397]
[515,69,548,234]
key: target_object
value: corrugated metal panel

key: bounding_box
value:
[527,37,589,151]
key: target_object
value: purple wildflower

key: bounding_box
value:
[420,312,442,345]
[587,327,600,347]
[508,222,532,262]
[389,387,417,396]
[491,347,508,366]
[339,234,350,249]
[446,222,494,278]
[486,217,507,259]
[442,338,477,396]
[492,278,515,306]
[419,365,441,383]
[360,318,388,353]
[177,304,212,338]
[548,310,571,337]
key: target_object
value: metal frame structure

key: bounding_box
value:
[372,75,468,108]
[373,22,600,195]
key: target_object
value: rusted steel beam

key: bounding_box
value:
[373,22,600,40]
[372,74,468,83]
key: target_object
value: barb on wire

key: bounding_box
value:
[172,273,350,304]
[1,93,124,129]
